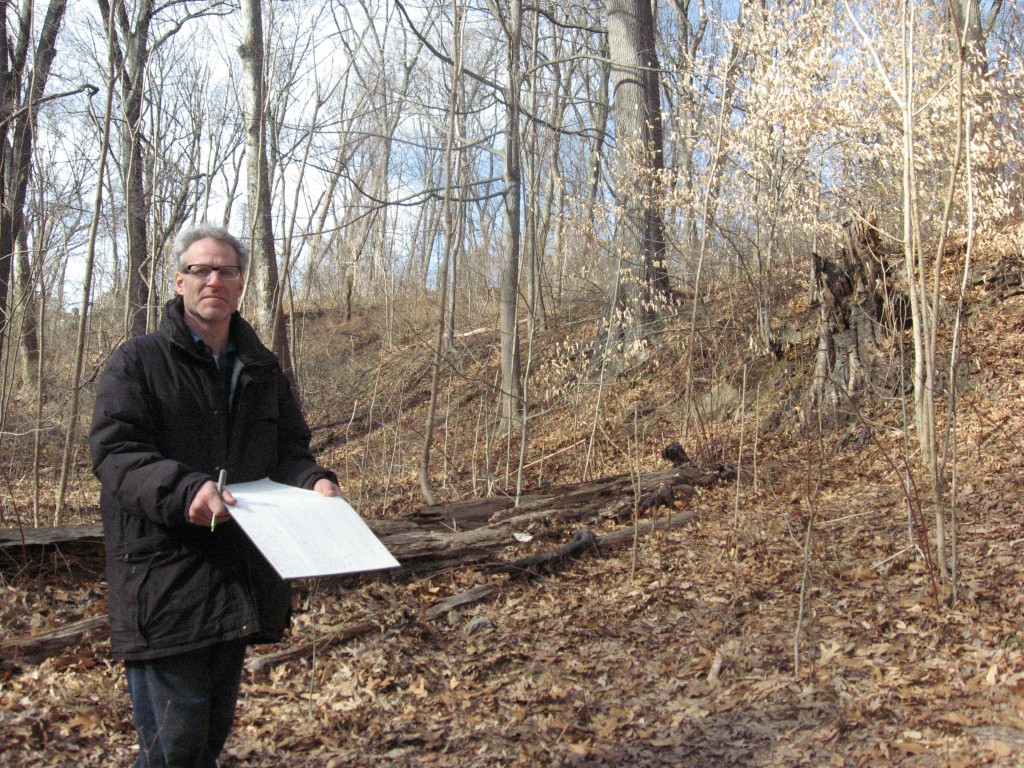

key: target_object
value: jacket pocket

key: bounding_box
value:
[133,546,244,647]
[107,554,147,649]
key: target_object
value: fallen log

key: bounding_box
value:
[1,464,726,666]
[388,464,728,572]
[245,620,379,673]
[250,512,700,671]
[493,528,598,575]
[0,615,107,665]
[0,524,103,549]
[424,584,500,620]
[0,464,726,564]
[492,509,697,577]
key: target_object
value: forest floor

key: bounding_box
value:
[2,224,1024,766]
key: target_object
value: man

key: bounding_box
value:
[90,224,342,767]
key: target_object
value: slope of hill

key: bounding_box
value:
[2,222,1023,766]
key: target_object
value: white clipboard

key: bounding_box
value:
[226,478,400,580]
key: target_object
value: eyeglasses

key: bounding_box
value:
[182,264,242,281]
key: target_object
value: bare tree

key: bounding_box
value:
[495,0,524,427]
[92,0,231,338]
[420,0,467,506]
[239,0,290,375]
[841,0,1004,589]
[660,0,707,253]
[94,0,154,338]
[144,47,230,328]
[946,0,1002,76]
[395,0,525,425]
[598,0,671,370]
[0,0,67,390]
[54,0,117,526]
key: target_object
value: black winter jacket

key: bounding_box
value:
[90,297,336,661]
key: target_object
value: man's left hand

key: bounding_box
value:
[313,478,343,498]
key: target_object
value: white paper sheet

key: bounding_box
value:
[226,478,400,580]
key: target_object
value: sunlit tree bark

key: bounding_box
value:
[239,0,290,376]
[946,0,1001,76]
[0,0,67,389]
[600,0,670,368]
[498,0,524,427]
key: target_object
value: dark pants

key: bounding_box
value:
[125,640,248,768]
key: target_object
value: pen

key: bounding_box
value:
[212,468,226,532]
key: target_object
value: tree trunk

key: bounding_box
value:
[586,38,611,224]
[54,0,115,526]
[16,230,39,391]
[946,0,1001,77]
[239,0,291,378]
[600,0,670,370]
[0,0,67,388]
[420,0,464,507]
[807,215,905,420]
[117,0,153,339]
[498,0,523,428]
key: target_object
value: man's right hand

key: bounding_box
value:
[187,479,236,528]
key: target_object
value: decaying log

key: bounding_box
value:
[493,509,697,577]
[593,508,698,548]
[382,464,728,572]
[0,615,107,665]
[250,511,699,671]
[424,584,500,620]
[493,528,598,575]
[0,465,726,571]
[245,621,379,673]
[0,524,103,549]
[1,463,729,667]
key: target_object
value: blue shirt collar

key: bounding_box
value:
[188,329,236,357]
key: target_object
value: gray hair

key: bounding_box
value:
[172,224,249,275]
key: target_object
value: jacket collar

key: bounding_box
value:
[160,296,276,366]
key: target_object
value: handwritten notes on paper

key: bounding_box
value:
[227,478,399,580]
